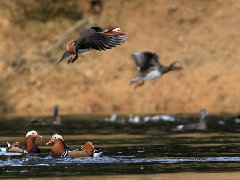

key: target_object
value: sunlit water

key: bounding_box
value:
[1,114,240,179]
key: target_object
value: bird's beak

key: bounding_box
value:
[120,31,128,35]
[37,134,43,141]
[46,139,54,145]
[57,51,71,64]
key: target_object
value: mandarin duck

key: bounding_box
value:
[58,26,128,64]
[175,109,209,131]
[234,114,240,123]
[0,142,20,152]
[46,134,102,158]
[7,130,42,153]
[130,51,182,88]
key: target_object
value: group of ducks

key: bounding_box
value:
[3,131,102,158]
[105,113,176,124]
[0,109,208,159]
[0,27,184,158]
[105,109,209,131]
[58,26,183,87]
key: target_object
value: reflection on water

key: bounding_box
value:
[1,114,240,178]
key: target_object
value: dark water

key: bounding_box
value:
[1,113,240,178]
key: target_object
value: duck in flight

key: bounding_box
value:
[58,26,128,64]
[130,51,182,88]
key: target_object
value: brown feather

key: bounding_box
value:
[82,141,94,155]
[25,135,40,153]
[67,150,90,157]
[50,139,66,157]
[66,41,77,54]
[7,147,24,153]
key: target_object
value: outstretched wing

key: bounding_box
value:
[131,52,160,73]
[75,27,127,51]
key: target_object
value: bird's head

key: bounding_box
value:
[57,41,77,64]
[199,109,209,119]
[46,134,65,145]
[66,41,77,53]
[25,130,42,141]
[105,27,128,35]
[169,61,183,71]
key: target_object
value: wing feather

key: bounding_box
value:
[132,52,160,73]
[76,27,127,51]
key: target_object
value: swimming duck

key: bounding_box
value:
[58,26,128,64]
[130,51,182,88]
[234,114,240,123]
[46,134,102,158]
[0,141,20,152]
[128,114,141,123]
[175,109,209,131]
[30,105,61,126]
[144,114,176,122]
[7,130,42,153]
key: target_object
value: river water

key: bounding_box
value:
[0,113,240,179]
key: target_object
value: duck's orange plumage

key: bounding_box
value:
[7,130,42,154]
[46,134,101,158]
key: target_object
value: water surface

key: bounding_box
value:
[0,113,240,179]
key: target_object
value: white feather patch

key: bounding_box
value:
[143,70,161,80]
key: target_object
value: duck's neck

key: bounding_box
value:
[199,115,207,130]
[51,140,67,157]
[25,137,40,153]
[53,106,61,124]
[53,111,58,118]
[160,66,171,74]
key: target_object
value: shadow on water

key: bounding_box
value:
[1,113,240,178]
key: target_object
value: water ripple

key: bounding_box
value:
[1,156,240,167]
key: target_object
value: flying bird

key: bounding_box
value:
[130,51,182,88]
[58,26,128,64]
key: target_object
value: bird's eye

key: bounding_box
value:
[54,137,57,139]
[113,28,121,32]
[32,132,34,135]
